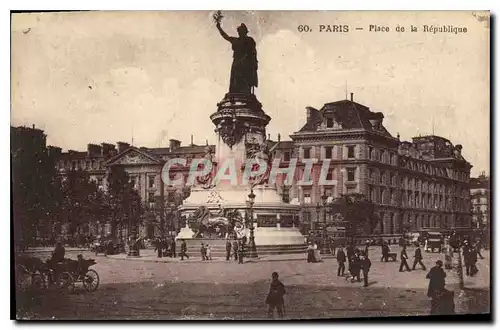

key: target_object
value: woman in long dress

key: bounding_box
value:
[306,242,315,263]
[313,243,322,262]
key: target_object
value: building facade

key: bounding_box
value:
[42,96,473,238]
[470,173,490,229]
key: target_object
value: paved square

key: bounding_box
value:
[16,246,490,320]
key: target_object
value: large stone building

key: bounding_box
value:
[48,95,473,238]
[470,173,490,229]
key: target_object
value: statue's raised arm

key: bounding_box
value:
[216,22,234,43]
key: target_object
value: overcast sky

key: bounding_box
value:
[11,11,489,176]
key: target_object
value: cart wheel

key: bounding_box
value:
[83,269,100,292]
[31,274,46,293]
[58,272,75,293]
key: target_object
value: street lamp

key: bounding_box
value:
[127,200,140,257]
[320,193,329,255]
[247,189,258,259]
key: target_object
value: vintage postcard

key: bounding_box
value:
[11,11,490,320]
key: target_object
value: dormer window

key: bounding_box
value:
[326,117,334,128]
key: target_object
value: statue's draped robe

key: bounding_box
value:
[228,36,258,94]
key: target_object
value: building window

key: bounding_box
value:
[369,169,374,181]
[380,150,386,163]
[303,148,311,159]
[303,190,312,204]
[325,146,333,159]
[326,117,334,128]
[369,146,374,160]
[347,146,355,159]
[390,153,395,165]
[326,168,334,180]
[283,151,291,162]
[148,192,155,206]
[347,168,356,182]
[380,171,384,184]
[148,175,155,189]
[369,186,374,202]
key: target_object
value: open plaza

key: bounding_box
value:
[16,246,490,320]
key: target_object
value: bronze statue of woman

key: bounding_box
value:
[214,13,258,95]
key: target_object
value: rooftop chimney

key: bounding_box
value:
[116,141,130,154]
[350,93,354,102]
[87,143,102,156]
[101,143,116,157]
[169,139,181,151]
[190,134,194,146]
[32,124,35,129]
[278,133,281,142]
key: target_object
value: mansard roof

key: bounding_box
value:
[296,99,393,137]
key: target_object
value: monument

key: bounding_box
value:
[176,11,305,255]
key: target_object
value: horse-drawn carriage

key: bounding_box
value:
[16,255,100,293]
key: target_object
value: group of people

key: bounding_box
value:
[153,236,177,258]
[462,240,480,276]
[336,246,372,287]
[226,239,245,264]
[200,243,212,261]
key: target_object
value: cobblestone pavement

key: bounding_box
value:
[16,247,490,320]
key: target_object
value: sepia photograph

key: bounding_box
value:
[11,10,490,320]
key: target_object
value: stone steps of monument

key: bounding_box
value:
[146,241,307,256]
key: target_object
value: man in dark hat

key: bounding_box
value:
[226,240,232,261]
[180,239,189,261]
[336,246,346,276]
[412,244,426,271]
[399,245,411,272]
[266,272,286,319]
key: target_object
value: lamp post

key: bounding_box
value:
[320,193,329,255]
[247,189,258,259]
[127,200,140,257]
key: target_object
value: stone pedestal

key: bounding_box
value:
[178,92,305,251]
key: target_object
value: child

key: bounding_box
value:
[206,244,212,261]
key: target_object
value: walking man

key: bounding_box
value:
[412,244,427,270]
[180,239,189,261]
[337,246,346,276]
[233,239,238,261]
[266,272,286,319]
[426,260,447,314]
[381,241,389,262]
[225,240,232,261]
[200,243,206,261]
[399,245,411,272]
[360,252,372,287]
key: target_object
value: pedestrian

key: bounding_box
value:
[412,244,427,270]
[200,243,206,261]
[350,252,361,283]
[206,244,212,261]
[336,246,346,276]
[381,241,390,262]
[238,240,244,264]
[463,241,473,276]
[306,241,315,263]
[180,239,189,260]
[474,241,484,260]
[399,245,411,272]
[265,272,286,319]
[225,240,232,261]
[154,237,163,258]
[360,252,372,287]
[364,240,370,257]
[444,244,453,270]
[233,239,238,261]
[426,260,452,314]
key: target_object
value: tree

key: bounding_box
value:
[328,193,377,242]
[60,169,101,239]
[105,166,143,238]
[11,134,59,247]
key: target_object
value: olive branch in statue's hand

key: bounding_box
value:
[213,11,223,25]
